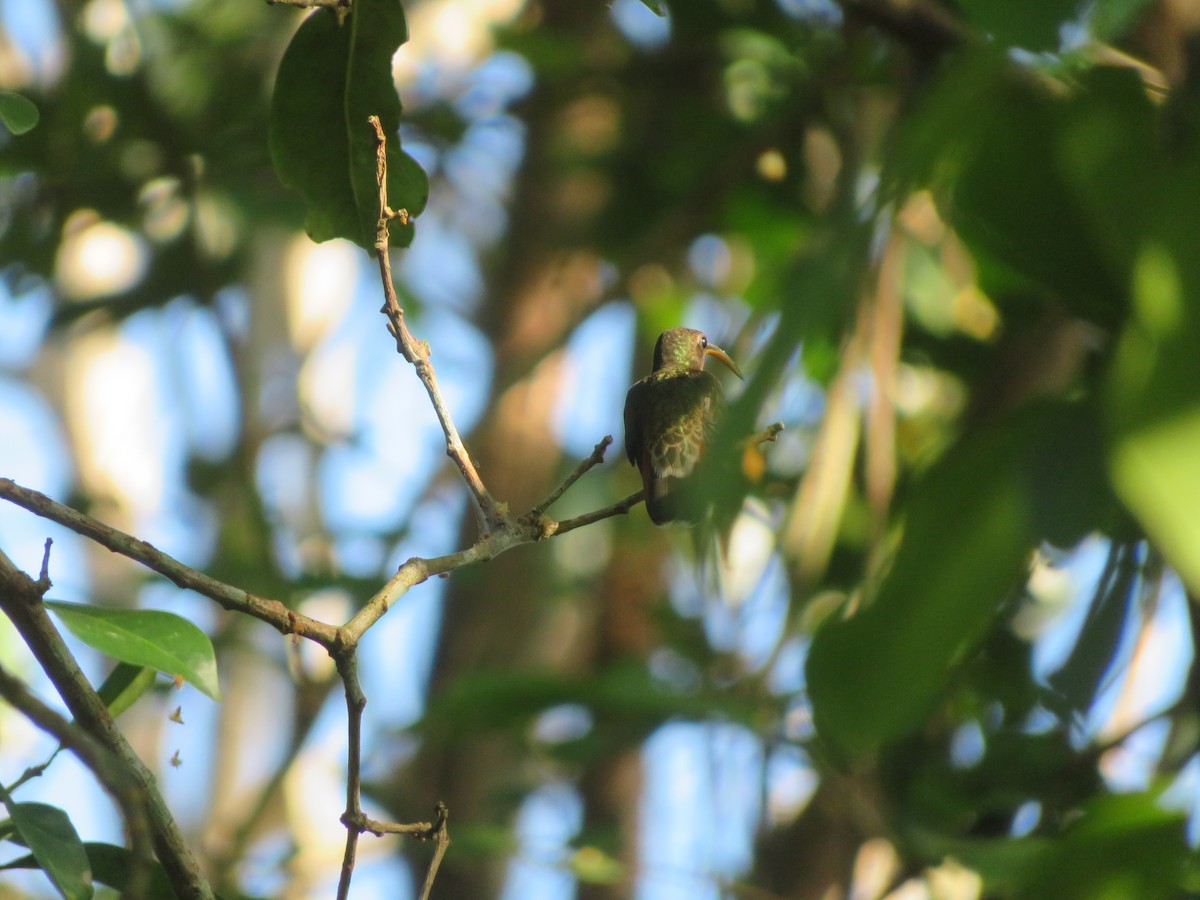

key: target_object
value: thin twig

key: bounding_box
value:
[554,491,644,536]
[36,537,52,586]
[0,479,338,648]
[528,436,614,518]
[368,115,505,534]
[744,422,785,447]
[4,743,64,795]
[359,802,449,900]
[359,803,445,838]
[418,803,450,900]
[334,649,451,900]
[334,652,367,900]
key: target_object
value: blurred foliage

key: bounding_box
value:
[2,0,1200,897]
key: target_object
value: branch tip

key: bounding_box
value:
[36,537,52,589]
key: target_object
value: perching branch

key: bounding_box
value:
[322,118,651,900]
[341,435,635,644]
[528,435,614,518]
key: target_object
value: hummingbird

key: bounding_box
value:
[624,327,743,525]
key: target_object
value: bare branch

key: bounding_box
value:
[0,479,339,648]
[36,537,52,587]
[334,652,367,900]
[418,803,450,900]
[746,422,785,446]
[334,652,450,900]
[368,115,506,534]
[528,435,614,518]
[554,490,644,536]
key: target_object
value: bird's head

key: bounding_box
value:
[651,327,743,378]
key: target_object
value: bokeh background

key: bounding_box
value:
[2,0,1200,897]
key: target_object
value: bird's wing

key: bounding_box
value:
[647,372,723,480]
[623,377,649,466]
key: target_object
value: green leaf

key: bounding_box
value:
[893,60,1153,330]
[0,790,92,900]
[269,1,429,249]
[0,91,39,134]
[2,843,168,898]
[806,404,1107,757]
[1107,235,1200,595]
[45,601,221,701]
[638,0,668,15]
[1020,791,1189,899]
[2,842,266,900]
[1088,0,1155,41]
[955,0,1081,50]
[422,660,756,738]
[95,662,157,719]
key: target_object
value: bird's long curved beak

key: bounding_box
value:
[705,344,743,379]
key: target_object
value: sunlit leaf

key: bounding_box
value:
[1108,237,1200,594]
[269,0,428,248]
[45,601,220,701]
[0,791,92,900]
[0,91,38,134]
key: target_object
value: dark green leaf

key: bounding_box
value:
[1105,156,1200,594]
[2,843,168,898]
[807,404,1104,757]
[422,661,757,738]
[45,601,220,701]
[1021,791,1189,899]
[1045,544,1137,714]
[952,82,1124,323]
[912,790,1188,899]
[0,91,38,134]
[893,59,1156,330]
[0,790,92,900]
[269,1,429,248]
[2,842,268,900]
[955,0,1080,50]
[1088,0,1155,41]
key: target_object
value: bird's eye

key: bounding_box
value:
[700,337,708,348]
